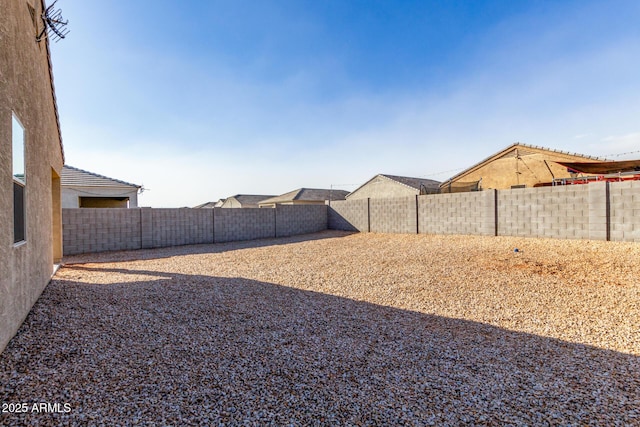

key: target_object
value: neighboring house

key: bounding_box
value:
[258,188,349,208]
[220,195,276,208]
[1,0,65,352]
[346,174,441,200]
[61,165,141,208]
[442,143,605,191]
[193,201,217,209]
[194,198,226,208]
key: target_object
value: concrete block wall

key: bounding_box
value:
[419,191,495,236]
[609,181,640,242]
[370,196,417,234]
[276,205,327,237]
[328,183,640,242]
[213,208,275,243]
[63,209,141,255]
[145,208,214,248]
[587,182,608,241]
[62,182,640,256]
[328,199,369,231]
[63,206,328,255]
[497,185,591,239]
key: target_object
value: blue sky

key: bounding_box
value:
[50,0,640,207]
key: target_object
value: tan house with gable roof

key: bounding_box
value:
[193,198,226,208]
[258,188,349,208]
[61,165,141,208]
[221,194,276,208]
[1,0,65,352]
[346,174,441,200]
[442,143,605,191]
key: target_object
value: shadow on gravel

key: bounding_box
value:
[62,230,356,265]
[1,265,638,426]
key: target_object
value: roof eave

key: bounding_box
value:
[42,0,64,164]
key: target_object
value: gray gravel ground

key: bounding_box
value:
[1,230,639,426]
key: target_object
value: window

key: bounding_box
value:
[12,114,25,243]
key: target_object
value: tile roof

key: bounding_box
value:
[229,195,277,206]
[259,188,349,205]
[379,174,442,190]
[193,202,217,208]
[347,174,442,198]
[61,165,141,189]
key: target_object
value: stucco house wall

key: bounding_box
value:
[1,0,65,352]
[445,143,604,190]
[60,165,140,208]
[272,200,325,206]
[260,200,321,208]
[348,176,417,199]
[220,195,275,208]
[221,197,242,208]
[347,175,439,200]
[61,186,139,208]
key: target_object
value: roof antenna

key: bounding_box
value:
[37,1,70,43]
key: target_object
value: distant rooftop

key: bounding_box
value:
[193,201,217,209]
[259,188,349,205]
[378,174,441,191]
[61,165,140,189]
[229,194,277,205]
[348,174,441,198]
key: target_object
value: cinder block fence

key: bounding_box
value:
[328,181,640,242]
[62,181,640,256]
[63,205,327,255]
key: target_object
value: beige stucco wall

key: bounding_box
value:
[51,170,62,262]
[221,198,242,208]
[61,186,139,208]
[221,197,263,208]
[347,176,418,200]
[451,148,600,190]
[0,0,64,353]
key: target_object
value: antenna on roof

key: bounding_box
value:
[37,1,70,43]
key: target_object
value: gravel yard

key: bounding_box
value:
[1,230,639,426]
